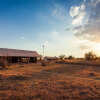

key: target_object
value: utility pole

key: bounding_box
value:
[42,45,45,57]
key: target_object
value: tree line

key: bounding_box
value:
[59,51,98,61]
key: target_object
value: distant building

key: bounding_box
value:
[44,56,58,61]
[0,48,41,63]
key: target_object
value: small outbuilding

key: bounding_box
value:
[0,48,41,63]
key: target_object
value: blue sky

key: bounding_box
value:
[0,0,100,57]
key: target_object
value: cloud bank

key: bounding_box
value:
[70,0,100,43]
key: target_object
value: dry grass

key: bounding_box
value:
[0,62,100,100]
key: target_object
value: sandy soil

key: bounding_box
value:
[0,62,100,100]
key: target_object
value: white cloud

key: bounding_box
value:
[70,4,86,26]
[72,11,86,25]
[69,0,100,43]
[70,6,80,18]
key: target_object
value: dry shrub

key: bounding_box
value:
[41,60,51,66]
[59,55,66,60]
[41,61,46,66]
[76,69,99,78]
[6,75,29,81]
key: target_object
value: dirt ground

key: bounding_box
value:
[0,62,100,100]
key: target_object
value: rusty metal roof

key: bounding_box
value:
[0,48,41,57]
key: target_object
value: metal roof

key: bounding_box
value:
[0,48,40,57]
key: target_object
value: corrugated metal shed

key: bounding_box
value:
[0,48,40,57]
